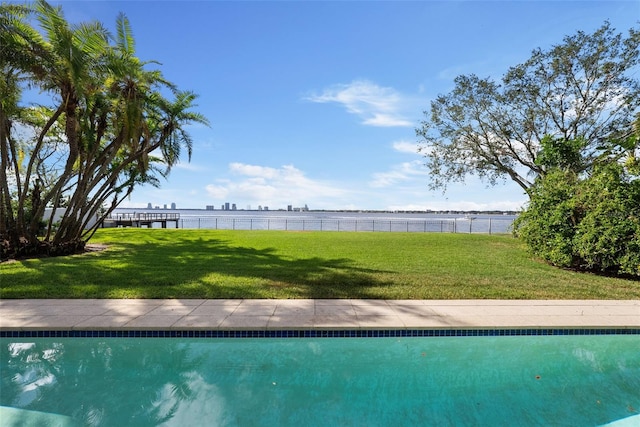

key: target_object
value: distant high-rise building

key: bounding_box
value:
[171,202,176,210]
[287,205,292,211]
[206,205,214,211]
[147,203,152,209]
[163,204,167,209]
[231,204,237,211]
[224,202,230,210]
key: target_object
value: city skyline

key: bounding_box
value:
[135,201,516,214]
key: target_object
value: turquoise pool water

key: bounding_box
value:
[1,335,638,426]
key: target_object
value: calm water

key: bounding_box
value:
[111,209,517,233]
[2,335,639,426]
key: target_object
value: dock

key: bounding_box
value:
[102,213,180,228]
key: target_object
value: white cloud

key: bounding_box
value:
[204,183,230,199]
[174,162,206,172]
[392,140,420,155]
[306,80,414,127]
[205,163,350,208]
[229,163,280,179]
[370,160,426,188]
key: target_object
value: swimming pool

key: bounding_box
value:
[1,333,638,426]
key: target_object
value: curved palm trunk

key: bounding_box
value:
[0,108,16,245]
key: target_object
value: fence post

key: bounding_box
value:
[158,215,519,234]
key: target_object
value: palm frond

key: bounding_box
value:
[115,12,135,56]
[73,21,110,59]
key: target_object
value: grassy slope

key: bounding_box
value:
[1,229,638,299]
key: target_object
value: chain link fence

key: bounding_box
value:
[176,217,514,234]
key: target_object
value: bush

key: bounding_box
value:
[573,164,640,275]
[514,164,640,277]
[513,170,580,268]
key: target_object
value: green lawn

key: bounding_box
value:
[1,229,638,299]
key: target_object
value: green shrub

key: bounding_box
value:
[514,164,640,277]
[573,164,640,275]
[513,170,580,268]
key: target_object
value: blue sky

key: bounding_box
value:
[46,1,640,211]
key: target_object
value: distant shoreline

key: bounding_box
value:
[115,207,520,216]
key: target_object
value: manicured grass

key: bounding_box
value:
[1,229,638,299]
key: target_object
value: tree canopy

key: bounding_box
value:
[1,1,209,260]
[416,21,640,195]
[417,21,640,277]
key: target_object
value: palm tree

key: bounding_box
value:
[1,1,208,259]
[0,3,49,249]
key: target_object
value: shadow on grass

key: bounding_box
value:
[4,236,394,299]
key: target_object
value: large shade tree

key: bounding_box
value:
[416,21,639,194]
[417,22,640,277]
[1,1,208,260]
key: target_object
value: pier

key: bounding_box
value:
[103,213,180,228]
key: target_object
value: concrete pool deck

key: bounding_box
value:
[1,299,638,331]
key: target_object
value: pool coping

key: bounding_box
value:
[1,299,638,334]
